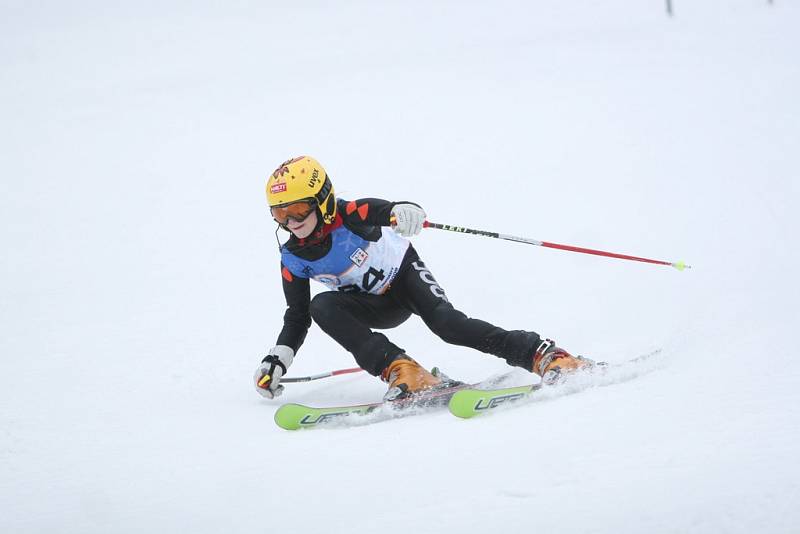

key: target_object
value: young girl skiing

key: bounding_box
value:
[254,156,593,400]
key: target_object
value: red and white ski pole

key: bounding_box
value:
[422,221,691,271]
[281,367,364,383]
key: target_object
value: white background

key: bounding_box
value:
[2,1,798,533]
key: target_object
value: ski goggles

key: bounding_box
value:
[270,199,317,225]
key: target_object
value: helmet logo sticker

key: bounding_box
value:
[272,156,305,179]
[308,169,320,188]
[270,182,287,194]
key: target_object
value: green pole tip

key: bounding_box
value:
[672,261,690,271]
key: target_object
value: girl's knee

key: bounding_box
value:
[309,292,340,323]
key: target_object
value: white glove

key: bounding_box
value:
[254,345,294,399]
[391,203,426,237]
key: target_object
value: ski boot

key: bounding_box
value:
[532,339,598,385]
[381,354,445,401]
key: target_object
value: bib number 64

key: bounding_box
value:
[339,267,386,293]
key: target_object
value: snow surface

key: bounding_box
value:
[2,1,799,533]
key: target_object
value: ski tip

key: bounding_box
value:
[274,403,309,431]
[448,390,479,419]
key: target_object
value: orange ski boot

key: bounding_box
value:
[381,355,443,401]
[532,339,597,385]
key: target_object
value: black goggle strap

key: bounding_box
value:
[315,174,332,204]
[315,174,335,221]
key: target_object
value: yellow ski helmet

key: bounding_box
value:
[266,156,337,224]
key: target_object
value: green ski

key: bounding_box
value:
[274,370,517,430]
[274,402,382,430]
[449,349,663,418]
[448,383,543,418]
[274,380,472,430]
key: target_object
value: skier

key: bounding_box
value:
[255,156,594,400]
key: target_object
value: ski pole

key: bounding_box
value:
[280,367,365,384]
[422,221,691,271]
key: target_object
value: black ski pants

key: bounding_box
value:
[309,255,541,376]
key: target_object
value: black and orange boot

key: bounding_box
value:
[532,339,597,385]
[380,355,443,401]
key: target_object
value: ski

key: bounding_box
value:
[274,381,472,430]
[448,349,663,419]
[273,368,519,430]
[274,402,382,430]
[274,350,663,428]
[448,383,543,418]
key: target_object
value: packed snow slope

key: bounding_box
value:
[2,1,799,533]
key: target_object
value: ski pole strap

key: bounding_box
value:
[262,354,288,374]
[423,220,691,270]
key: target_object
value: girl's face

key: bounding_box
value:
[286,209,318,239]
